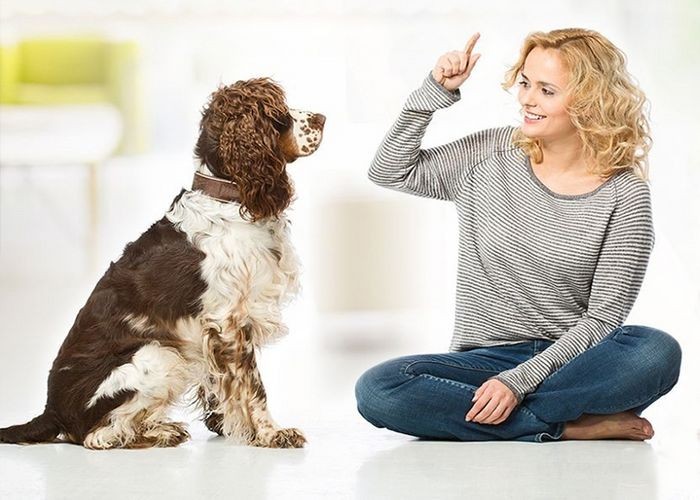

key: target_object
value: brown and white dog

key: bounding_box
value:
[0,78,325,449]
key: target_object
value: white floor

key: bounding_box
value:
[0,158,699,500]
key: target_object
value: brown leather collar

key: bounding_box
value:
[191,171,241,203]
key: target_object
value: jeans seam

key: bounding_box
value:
[418,373,475,391]
[402,359,501,376]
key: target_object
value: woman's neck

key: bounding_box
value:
[538,134,590,175]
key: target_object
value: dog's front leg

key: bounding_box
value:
[240,345,306,449]
[209,324,305,448]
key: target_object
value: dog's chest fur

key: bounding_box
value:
[166,190,301,347]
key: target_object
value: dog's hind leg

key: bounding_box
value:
[82,341,193,450]
[84,400,190,450]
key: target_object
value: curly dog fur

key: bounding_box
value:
[0,77,325,449]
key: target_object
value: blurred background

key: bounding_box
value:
[0,1,699,498]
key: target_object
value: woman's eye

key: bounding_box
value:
[519,80,553,96]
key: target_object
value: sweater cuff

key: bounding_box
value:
[404,71,461,112]
[488,373,526,404]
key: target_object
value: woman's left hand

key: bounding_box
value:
[465,379,518,425]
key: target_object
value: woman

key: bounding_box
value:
[354,28,682,442]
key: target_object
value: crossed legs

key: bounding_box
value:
[355,325,682,442]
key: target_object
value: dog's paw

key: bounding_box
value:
[254,427,306,449]
[203,412,224,436]
[145,422,191,448]
[84,421,191,450]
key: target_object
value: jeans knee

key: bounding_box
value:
[622,325,682,386]
[355,358,404,425]
[355,365,383,425]
[354,368,376,415]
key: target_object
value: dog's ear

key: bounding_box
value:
[218,111,294,222]
[194,106,224,177]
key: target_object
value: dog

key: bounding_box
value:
[0,77,325,449]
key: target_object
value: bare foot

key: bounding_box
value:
[561,411,655,441]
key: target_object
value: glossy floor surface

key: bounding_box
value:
[0,208,698,499]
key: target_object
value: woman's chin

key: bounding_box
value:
[519,126,539,139]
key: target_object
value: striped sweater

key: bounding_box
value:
[368,72,655,403]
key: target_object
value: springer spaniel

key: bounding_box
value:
[0,78,325,449]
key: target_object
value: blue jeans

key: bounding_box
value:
[354,325,682,442]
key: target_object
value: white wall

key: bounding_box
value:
[1,0,698,348]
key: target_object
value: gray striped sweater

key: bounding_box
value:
[368,72,655,403]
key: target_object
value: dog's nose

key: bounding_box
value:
[309,113,326,128]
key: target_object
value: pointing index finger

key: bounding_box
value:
[463,32,481,55]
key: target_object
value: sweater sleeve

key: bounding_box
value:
[368,71,498,202]
[490,178,656,404]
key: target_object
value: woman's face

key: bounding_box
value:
[517,46,577,144]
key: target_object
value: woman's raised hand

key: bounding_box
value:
[432,33,482,91]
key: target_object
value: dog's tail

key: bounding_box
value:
[0,411,60,445]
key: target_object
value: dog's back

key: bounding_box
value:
[0,190,207,445]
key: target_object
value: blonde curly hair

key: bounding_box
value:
[502,28,652,182]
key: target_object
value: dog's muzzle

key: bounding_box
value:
[289,108,325,156]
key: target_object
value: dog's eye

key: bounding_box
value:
[272,113,292,132]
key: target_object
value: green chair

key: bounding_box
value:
[0,36,146,153]
[0,36,147,270]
